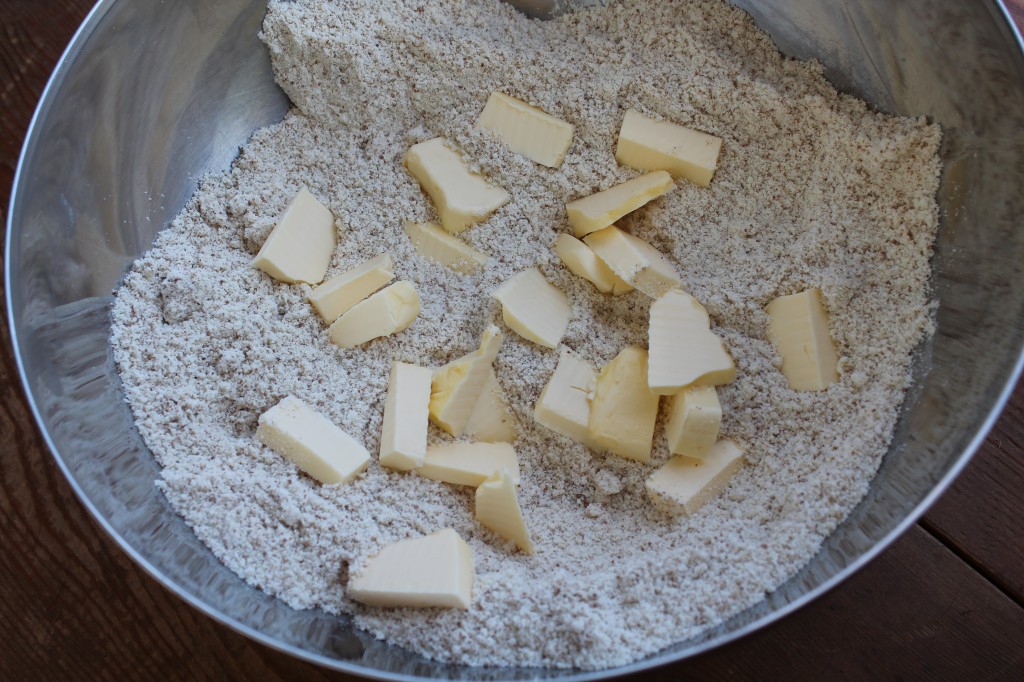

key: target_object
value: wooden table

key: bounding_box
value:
[2,2,1023,679]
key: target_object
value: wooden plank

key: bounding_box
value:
[914,0,1024,611]
[0,0,96,183]
[0,347,341,679]
[674,527,1024,680]
[0,0,1022,680]
[923,386,1024,604]
[1009,1,1024,32]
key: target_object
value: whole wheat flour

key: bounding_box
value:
[110,0,942,670]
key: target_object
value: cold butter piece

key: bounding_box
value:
[646,440,744,515]
[765,288,840,391]
[252,187,337,284]
[430,326,503,436]
[379,361,433,471]
[465,368,517,443]
[616,109,723,187]
[554,233,633,295]
[348,528,474,609]
[256,396,370,485]
[475,469,535,554]
[404,137,510,235]
[587,346,659,463]
[492,268,571,349]
[416,441,520,487]
[534,348,598,448]
[665,386,721,459]
[584,225,681,298]
[405,221,488,274]
[476,91,574,168]
[309,253,395,323]
[648,289,735,394]
[328,281,419,348]
[565,171,673,237]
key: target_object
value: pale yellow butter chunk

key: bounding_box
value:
[252,187,337,284]
[766,288,840,391]
[648,289,736,394]
[615,109,723,187]
[646,440,744,515]
[492,268,571,349]
[328,281,419,348]
[256,396,370,485]
[416,442,520,487]
[476,92,574,168]
[565,170,673,237]
[404,137,510,235]
[534,347,598,448]
[587,346,659,463]
[308,253,395,323]
[430,326,503,436]
[348,529,474,609]
[405,221,488,274]
[665,386,721,459]
[379,362,432,471]
[475,469,535,554]
[554,234,633,295]
[584,225,681,298]
[465,368,517,443]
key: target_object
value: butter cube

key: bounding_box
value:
[476,92,574,168]
[404,137,510,235]
[328,281,419,348]
[348,528,473,609]
[587,346,659,463]
[584,225,681,298]
[252,187,337,284]
[475,469,535,554]
[416,442,520,487]
[379,362,432,471]
[766,288,840,391]
[615,110,723,187]
[554,234,633,295]
[665,386,721,459]
[565,171,673,237]
[534,348,597,447]
[256,396,370,485]
[430,326,503,436]
[309,253,395,323]
[646,440,744,515]
[492,268,571,349]
[648,289,735,394]
[465,368,517,443]
[405,221,488,274]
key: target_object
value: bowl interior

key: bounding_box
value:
[6,0,1024,679]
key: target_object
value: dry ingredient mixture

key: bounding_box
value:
[110,0,941,670]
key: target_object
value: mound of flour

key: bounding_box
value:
[110,0,941,670]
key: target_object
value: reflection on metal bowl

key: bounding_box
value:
[5,0,1024,678]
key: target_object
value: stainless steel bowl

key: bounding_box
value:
[6,0,1024,678]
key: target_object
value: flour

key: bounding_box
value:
[109,0,941,670]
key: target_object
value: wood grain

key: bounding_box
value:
[924,392,1024,604]
[1009,1,1024,31]
[680,527,1024,680]
[1,1,1023,680]
[0,1,95,196]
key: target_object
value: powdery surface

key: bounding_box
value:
[110,0,941,670]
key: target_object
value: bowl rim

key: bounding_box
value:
[6,0,1024,679]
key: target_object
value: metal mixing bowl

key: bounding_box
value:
[6,0,1024,678]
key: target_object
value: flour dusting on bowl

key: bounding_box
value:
[110,0,940,669]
